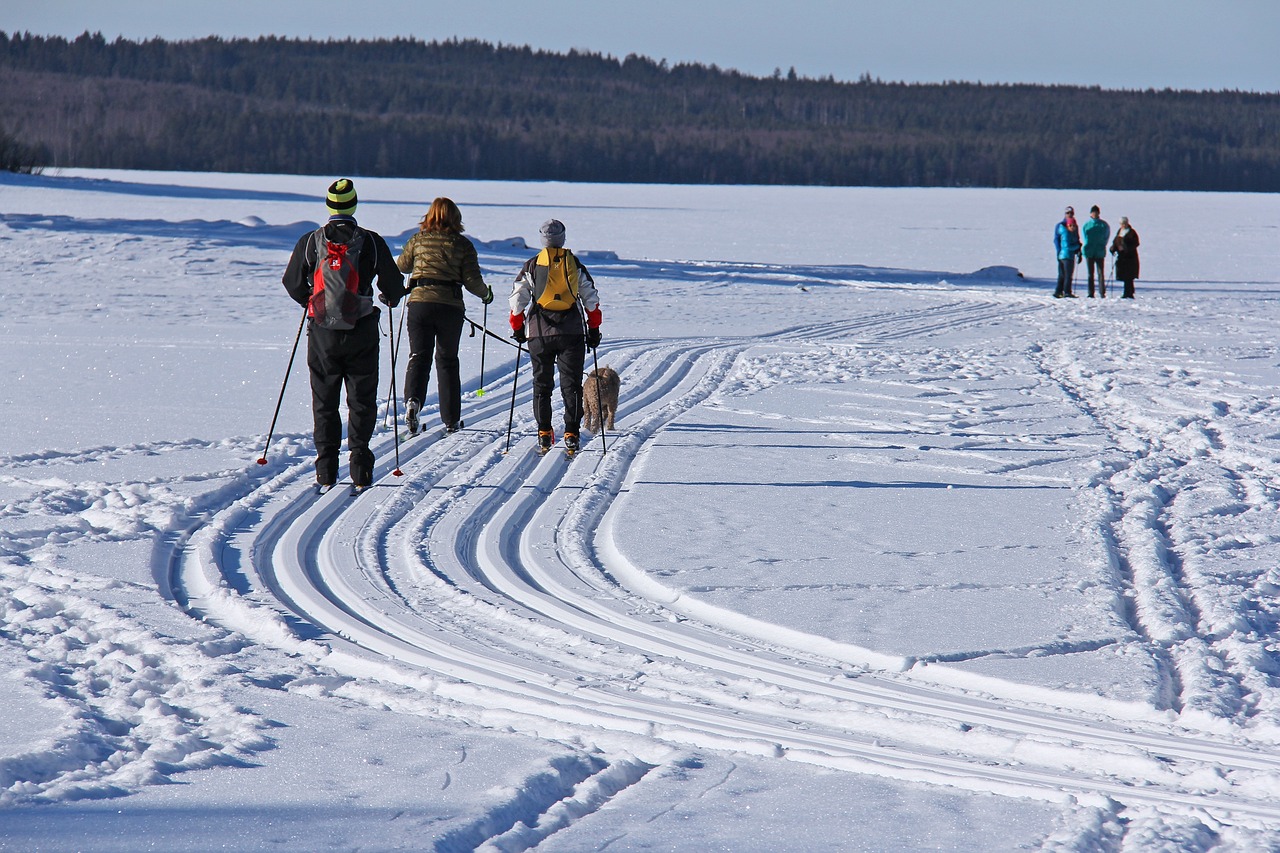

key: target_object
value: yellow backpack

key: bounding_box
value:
[534,248,580,311]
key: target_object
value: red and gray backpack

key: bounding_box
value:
[309,228,373,330]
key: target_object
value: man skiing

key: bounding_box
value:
[282,179,406,492]
[1053,206,1082,298]
[1081,205,1111,298]
[509,219,603,456]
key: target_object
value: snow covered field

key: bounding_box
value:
[2,169,1279,851]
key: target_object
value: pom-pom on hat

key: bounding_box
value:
[326,179,358,216]
[539,218,566,248]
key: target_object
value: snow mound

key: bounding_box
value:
[478,236,531,251]
[952,265,1025,283]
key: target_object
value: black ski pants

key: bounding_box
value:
[403,301,466,428]
[307,313,380,487]
[528,333,586,436]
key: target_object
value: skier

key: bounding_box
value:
[1053,206,1082,298]
[1110,216,1141,299]
[282,179,406,492]
[395,197,494,435]
[1081,205,1111,298]
[509,219,603,456]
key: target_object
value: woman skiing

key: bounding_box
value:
[395,197,493,434]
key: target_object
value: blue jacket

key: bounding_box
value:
[1081,217,1111,259]
[1054,220,1082,260]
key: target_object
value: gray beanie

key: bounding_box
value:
[539,219,566,248]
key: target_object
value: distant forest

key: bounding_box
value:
[3,31,1280,191]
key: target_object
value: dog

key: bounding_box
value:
[582,366,620,433]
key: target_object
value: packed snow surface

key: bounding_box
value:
[2,170,1280,851]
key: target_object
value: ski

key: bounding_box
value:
[316,482,366,497]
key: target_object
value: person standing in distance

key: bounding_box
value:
[1081,205,1111,298]
[1053,205,1082,298]
[1110,216,1141,299]
[282,179,406,492]
[396,197,494,436]
[509,219,603,456]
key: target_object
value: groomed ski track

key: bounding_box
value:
[173,295,1280,835]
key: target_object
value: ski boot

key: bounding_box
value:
[536,430,554,456]
[405,399,421,435]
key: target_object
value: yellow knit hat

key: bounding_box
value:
[326,179,357,215]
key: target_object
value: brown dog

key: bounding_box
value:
[582,366,620,433]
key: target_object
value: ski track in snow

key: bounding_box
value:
[5,201,1280,847]
[135,280,1280,849]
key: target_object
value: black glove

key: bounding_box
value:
[378,292,400,308]
[482,286,494,305]
[513,327,527,344]
[586,327,602,349]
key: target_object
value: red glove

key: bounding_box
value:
[510,313,525,332]
[585,307,602,328]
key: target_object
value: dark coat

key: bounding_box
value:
[1111,227,1140,281]
[283,217,407,313]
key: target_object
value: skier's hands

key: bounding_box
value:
[586,327,602,349]
[513,328,527,344]
[510,312,526,344]
[378,292,401,308]
[482,286,494,305]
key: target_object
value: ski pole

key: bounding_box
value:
[387,301,404,477]
[577,299,608,455]
[464,317,522,350]
[477,301,488,397]
[504,343,523,455]
[257,306,307,466]
[588,339,608,455]
[383,299,406,428]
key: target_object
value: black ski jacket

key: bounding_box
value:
[282,217,407,312]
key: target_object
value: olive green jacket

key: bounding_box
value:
[396,231,490,308]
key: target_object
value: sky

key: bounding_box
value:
[4,0,1278,93]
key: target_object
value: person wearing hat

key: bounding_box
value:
[282,179,406,492]
[1053,205,1083,298]
[1110,216,1141,299]
[509,219,603,455]
[395,197,494,436]
[1081,205,1111,298]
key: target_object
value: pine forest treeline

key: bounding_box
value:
[3,31,1280,191]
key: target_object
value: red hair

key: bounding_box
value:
[419,197,464,233]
